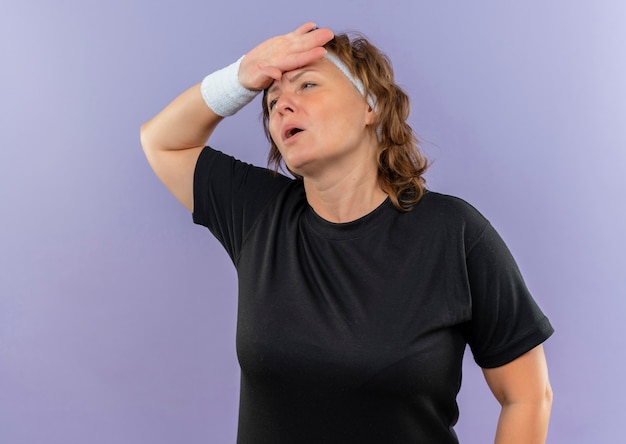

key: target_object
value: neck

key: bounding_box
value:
[303,161,388,223]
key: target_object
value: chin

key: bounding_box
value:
[282,161,305,178]
[280,151,312,177]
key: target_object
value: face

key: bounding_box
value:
[266,57,377,178]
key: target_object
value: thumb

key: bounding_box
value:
[259,66,283,81]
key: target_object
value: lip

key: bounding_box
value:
[281,123,306,143]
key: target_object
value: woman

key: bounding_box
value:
[141,22,553,443]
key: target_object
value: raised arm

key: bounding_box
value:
[140,22,334,211]
[483,344,553,443]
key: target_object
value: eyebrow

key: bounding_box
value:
[267,68,318,96]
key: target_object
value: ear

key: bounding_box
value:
[364,103,377,126]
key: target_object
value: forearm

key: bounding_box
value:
[140,83,223,154]
[494,397,552,444]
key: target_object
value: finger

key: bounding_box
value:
[305,27,334,47]
[287,22,334,51]
[259,45,327,82]
[289,47,328,69]
[292,22,319,35]
[290,27,334,50]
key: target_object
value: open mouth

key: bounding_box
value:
[284,127,304,140]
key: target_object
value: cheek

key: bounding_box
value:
[325,96,367,129]
[268,117,281,144]
[324,108,363,137]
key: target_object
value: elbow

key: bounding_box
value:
[543,380,554,416]
[140,120,155,155]
[526,379,553,428]
[526,380,553,417]
[497,378,553,419]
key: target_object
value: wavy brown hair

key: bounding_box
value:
[261,32,428,211]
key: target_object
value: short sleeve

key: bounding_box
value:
[464,223,554,368]
[192,146,292,262]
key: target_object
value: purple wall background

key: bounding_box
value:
[1,1,624,442]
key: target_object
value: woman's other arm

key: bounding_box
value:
[483,344,553,443]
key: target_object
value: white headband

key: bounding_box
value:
[324,52,377,111]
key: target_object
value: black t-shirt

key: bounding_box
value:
[192,147,553,443]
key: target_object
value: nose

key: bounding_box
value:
[275,93,297,115]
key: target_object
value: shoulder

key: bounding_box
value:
[195,146,293,189]
[193,146,297,230]
[403,190,492,254]
[417,190,488,227]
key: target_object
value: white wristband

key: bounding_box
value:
[200,56,259,117]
